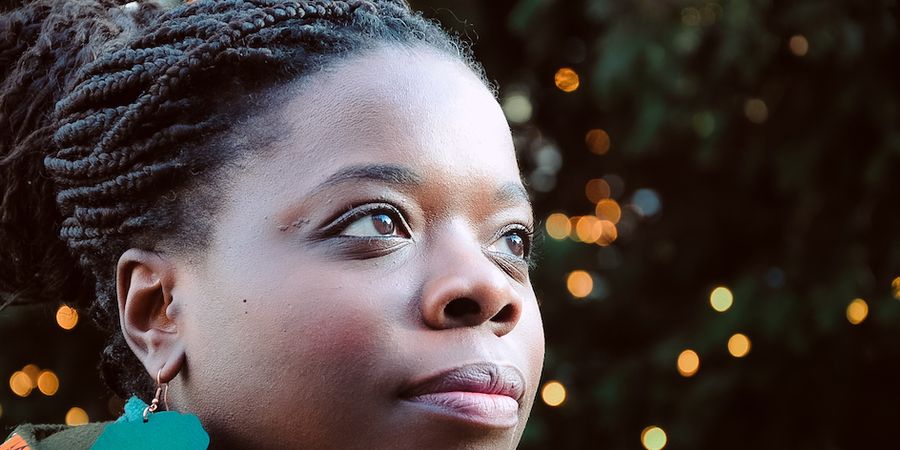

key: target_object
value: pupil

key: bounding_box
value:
[372,214,394,235]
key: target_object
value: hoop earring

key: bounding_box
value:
[143,369,170,422]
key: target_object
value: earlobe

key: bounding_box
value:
[117,248,186,383]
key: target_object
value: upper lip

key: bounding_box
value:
[400,362,526,403]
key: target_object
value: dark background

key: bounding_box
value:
[3,0,900,449]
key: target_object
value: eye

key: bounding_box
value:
[490,228,531,259]
[339,209,408,238]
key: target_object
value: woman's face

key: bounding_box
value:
[166,45,544,449]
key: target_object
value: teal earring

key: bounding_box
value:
[92,370,210,449]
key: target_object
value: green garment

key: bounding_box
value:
[5,422,110,450]
[4,396,207,449]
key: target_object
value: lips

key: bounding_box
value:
[400,362,526,428]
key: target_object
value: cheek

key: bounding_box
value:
[177,260,406,424]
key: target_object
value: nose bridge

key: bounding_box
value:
[419,219,522,335]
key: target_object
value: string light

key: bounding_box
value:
[595,199,622,224]
[541,381,567,407]
[677,349,700,377]
[21,364,40,387]
[641,426,668,450]
[567,270,593,298]
[9,371,32,397]
[65,407,89,426]
[575,215,602,243]
[554,67,580,92]
[545,213,571,240]
[709,286,733,312]
[37,370,59,396]
[631,188,662,217]
[56,305,79,330]
[585,129,611,155]
[846,298,868,325]
[595,220,618,246]
[501,91,532,124]
[744,98,768,124]
[891,277,900,300]
[727,333,751,358]
[585,178,611,203]
[788,35,809,56]
[569,216,583,242]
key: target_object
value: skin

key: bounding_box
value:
[117,44,544,449]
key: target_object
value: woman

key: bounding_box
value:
[0,0,544,448]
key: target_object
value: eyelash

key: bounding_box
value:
[322,202,410,238]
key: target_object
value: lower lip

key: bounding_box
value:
[403,392,519,428]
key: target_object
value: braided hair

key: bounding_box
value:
[0,0,484,399]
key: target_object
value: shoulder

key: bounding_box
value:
[4,422,109,450]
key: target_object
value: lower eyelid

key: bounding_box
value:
[326,236,411,259]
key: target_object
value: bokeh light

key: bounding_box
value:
[744,98,769,124]
[585,178,611,203]
[727,333,752,358]
[631,188,662,217]
[9,371,32,397]
[37,370,59,396]
[677,349,700,377]
[21,364,40,387]
[502,91,532,124]
[567,270,593,298]
[891,276,900,300]
[585,129,611,154]
[641,426,668,450]
[554,67,580,92]
[595,199,622,224]
[575,215,602,243]
[594,220,618,246]
[846,298,868,325]
[545,213,572,240]
[65,407,89,426]
[789,34,809,56]
[568,216,582,242]
[56,305,78,330]
[541,381,567,407]
[709,286,734,312]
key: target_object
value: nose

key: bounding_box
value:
[419,226,523,337]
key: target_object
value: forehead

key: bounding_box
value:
[233,45,521,200]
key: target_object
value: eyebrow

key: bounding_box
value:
[310,163,532,209]
[311,164,423,195]
[496,181,532,209]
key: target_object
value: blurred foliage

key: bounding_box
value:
[3,0,900,449]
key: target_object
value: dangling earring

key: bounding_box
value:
[143,370,169,422]
[92,368,210,449]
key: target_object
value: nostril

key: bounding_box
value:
[445,298,480,319]
[490,304,515,323]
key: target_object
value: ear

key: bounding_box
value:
[117,248,185,384]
